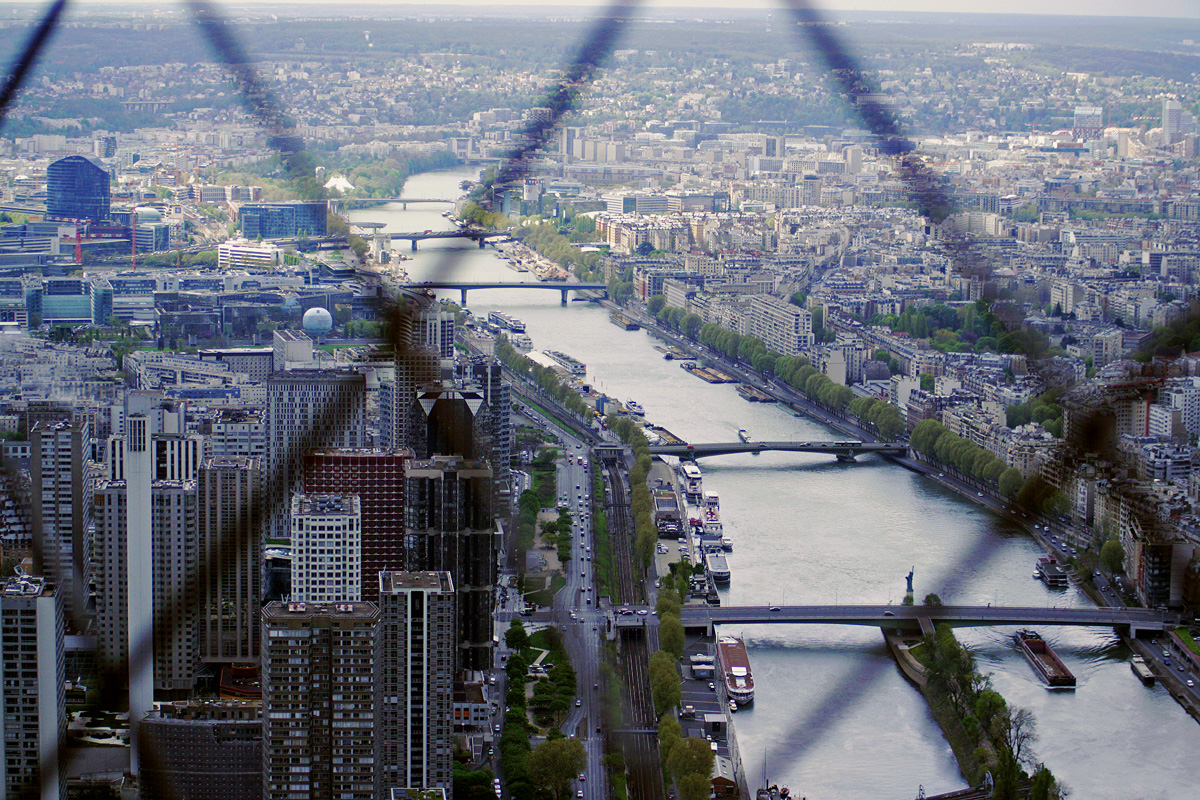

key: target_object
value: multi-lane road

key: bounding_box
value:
[495,402,608,799]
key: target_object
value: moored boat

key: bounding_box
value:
[717,636,755,705]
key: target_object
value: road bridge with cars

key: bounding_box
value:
[649,440,907,462]
[675,603,1176,638]
[407,280,607,305]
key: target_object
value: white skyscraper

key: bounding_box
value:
[289,493,362,603]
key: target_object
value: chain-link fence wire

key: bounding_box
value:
[0,0,1169,796]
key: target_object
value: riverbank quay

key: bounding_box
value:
[886,623,1062,798]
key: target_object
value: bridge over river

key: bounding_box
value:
[676,603,1176,637]
[649,440,907,462]
[405,281,607,305]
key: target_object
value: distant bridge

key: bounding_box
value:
[334,197,455,211]
[678,604,1175,638]
[407,281,608,305]
[387,228,508,250]
[649,440,907,462]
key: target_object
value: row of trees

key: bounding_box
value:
[515,445,559,562]
[922,622,1062,799]
[539,507,574,566]
[498,622,588,800]
[648,299,906,439]
[651,569,711,800]
[910,420,1024,496]
[513,221,604,282]
[657,717,717,800]
[496,337,593,420]
[911,420,1075,521]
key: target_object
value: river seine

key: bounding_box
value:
[350,168,1200,800]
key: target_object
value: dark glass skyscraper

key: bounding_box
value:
[46,154,111,222]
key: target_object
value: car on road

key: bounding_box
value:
[575,699,582,707]
[1188,679,1195,687]
[578,773,585,782]
[769,606,780,612]
[708,682,715,691]
[977,492,984,497]
[883,610,895,616]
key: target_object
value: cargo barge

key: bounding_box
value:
[736,383,776,403]
[1015,630,1076,689]
[686,364,738,383]
[610,311,641,331]
[1131,655,1155,686]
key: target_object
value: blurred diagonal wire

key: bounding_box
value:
[0,0,69,131]
[3,0,1135,797]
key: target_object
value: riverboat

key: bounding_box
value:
[738,429,751,442]
[1035,557,1068,588]
[1131,655,1155,686]
[487,310,526,333]
[721,537,733,551]
[626,400,645,419]
[1015,630,1076,689]
[702,506,723,536]
[680,462,703,501]
[703,490,720,509]
[717,636,755,705]
[544,350,586,377]
[705,553,731,585]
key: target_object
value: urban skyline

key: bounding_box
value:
[1,4,1199,800]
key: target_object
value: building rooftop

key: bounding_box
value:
[380,570,453,593]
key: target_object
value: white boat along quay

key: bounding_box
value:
[351,167,1200,800]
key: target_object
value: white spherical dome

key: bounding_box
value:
[302,307,334,336]
[132,206,161,223]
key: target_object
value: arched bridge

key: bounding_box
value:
[407,281,608,305]
[649,440,907,462]
[678,604,1176,638]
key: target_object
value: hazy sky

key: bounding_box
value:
[456,0,1200,14]
[53,0,1200,18]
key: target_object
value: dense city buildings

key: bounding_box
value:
[30,418,95,626]
[4,6,1200,799]
[239,202,328,240]
[266,371,366,539]
[197,456,263,665]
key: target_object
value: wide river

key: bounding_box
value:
[351,169,1200,800]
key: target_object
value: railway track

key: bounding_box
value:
[599,451,664,800]
[618,628,666,800]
